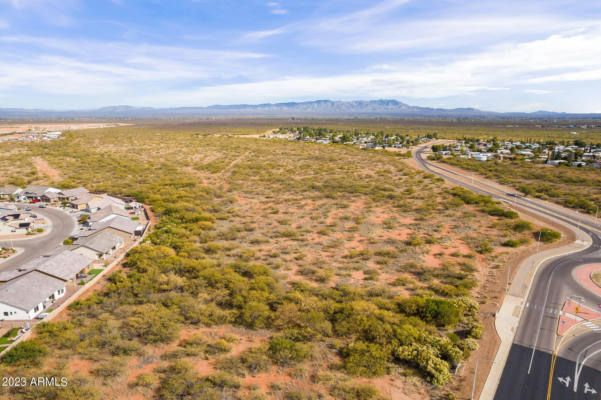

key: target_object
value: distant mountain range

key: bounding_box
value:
[1,100,600,119]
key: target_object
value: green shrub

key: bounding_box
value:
[129,372,157,388]
[267,337,310,366]
[122,304,180,344]
[91,358,126,379]
[331,382,382,400]
[396,343,451,386]
[2,340,47,366]
[341,341,389,377]
[510,220,532,232]
[476,241,493,254]
[535,228,561,243]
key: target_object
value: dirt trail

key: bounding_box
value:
[33,157,61,181]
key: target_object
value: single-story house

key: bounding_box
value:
[22,185,50,201]
[0,271,66,320]
[41,191,61,204]
[0,250,92,285]
[60,187,89,201]
[72,231,124,260]
[78,215,142,242]
[89,204,130,224]
[86,195,125,213]
[69,192,103,211]
[0,186,22,199]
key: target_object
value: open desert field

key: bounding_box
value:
[0,122,556,400]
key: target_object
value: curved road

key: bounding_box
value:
[413,146,601,400]
[0,205,76,270]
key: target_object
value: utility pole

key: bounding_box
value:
[506,265,511,293]
[471,359,496,400]
[596,205,599,222]
[536,230,542,253]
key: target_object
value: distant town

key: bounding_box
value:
[432,138,601,167]
[265,126,436,149]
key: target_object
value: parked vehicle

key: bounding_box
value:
[38,204,46,208]
[36,313,49,319]
[24,207,31,211]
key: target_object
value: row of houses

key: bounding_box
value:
[0,187,145,320]
[435,140,601,167]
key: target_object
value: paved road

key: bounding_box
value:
[0,205,76,270]
[413,146,601,400]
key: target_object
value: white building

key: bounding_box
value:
[0,271,66,320]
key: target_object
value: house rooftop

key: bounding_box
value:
[0,186,20,196]
[76,231,123,254]
[0,271,65,311]
[1,250,93,282]
[31,250,92,281]
[90,204,129,222]
[61,187,89,198]
[79,215,140,237]
[22,185,50,196]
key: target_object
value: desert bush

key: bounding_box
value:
[535,228,561,243]
[2,340,47,366]
[267,337,310,366]
[331,382,383,400]
[121,304,180,344]
[341,341,389,377]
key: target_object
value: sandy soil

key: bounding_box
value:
[0,122,131,134]
[34,157,61,181]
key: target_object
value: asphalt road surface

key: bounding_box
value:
[413,146,601,400]
[0,205,76,270]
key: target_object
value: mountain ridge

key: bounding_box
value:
[0,99,599,119]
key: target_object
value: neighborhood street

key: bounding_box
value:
[0,205,76,271]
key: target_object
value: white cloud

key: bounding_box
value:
[0,36,268,97]
[266,1,288,15]
[133,26,601,110]
[525,89,553,94]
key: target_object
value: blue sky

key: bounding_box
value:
[1,0,601,112]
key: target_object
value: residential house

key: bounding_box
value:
[86,195,125,213]
[0,250,92,286]
[0,186,22,200]
[77,215,142,242]
[0,271,66,320]
[21,185,49,201]
[60,187,89,202]
[89,204,129,224]
[70,192,103,210]
[72,231,124,260]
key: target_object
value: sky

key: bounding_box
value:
[1,0,601,112]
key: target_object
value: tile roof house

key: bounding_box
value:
[0,271,66,320]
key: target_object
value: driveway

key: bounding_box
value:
[0,205,76,271]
